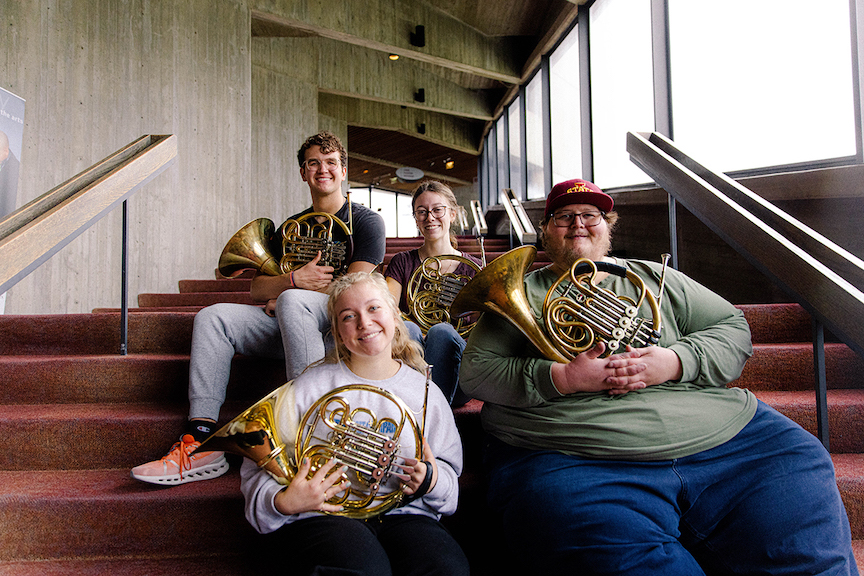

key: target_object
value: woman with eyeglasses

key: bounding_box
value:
[383,181,482,407]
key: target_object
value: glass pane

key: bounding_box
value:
[508,95,524,199]
[348,187,372,210]
[669,0,855,171]
[497,115,510,191]
[486,127,498,205]
[550,23,583,185]
[396,193,417,238]
[525,72,546,199]
[370,189,396,237]
[589,0,655,188]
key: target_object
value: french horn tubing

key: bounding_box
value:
[406,254,482,337]
[450,245,670,362]
[217,211,353,278]
[195,380,423,520]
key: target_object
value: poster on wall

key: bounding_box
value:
[0,86,26,314]
[1,86,25,219]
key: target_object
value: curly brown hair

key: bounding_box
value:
[296,131,347,169]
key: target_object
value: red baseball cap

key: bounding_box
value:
[545,179,614,215]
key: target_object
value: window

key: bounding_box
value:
[550,22,583,185]
[589,0,655,188]
[525,72,547,199]
[496,114,510,191]
[668,0,856,171]
[508,95,525,199]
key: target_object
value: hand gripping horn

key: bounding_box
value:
[195,380,423,520]
[450,245,670,362]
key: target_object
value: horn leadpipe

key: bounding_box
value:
[421,365,432,437]
[655,253,672,310]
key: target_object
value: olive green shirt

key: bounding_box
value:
[459,259,756,461]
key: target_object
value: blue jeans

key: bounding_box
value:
[405,321,468,406]
[485,401,858,575]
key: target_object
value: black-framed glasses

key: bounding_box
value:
[304,158,341,172]
[413,205,448,220]
[550,211,604,227]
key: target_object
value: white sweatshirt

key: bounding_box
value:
[240,361,463,534]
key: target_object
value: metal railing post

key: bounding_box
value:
[813,318,829,450]
[120,200,129,355]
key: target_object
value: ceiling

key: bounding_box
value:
[252,0,585,194]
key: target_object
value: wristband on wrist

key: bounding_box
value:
[405,460,434,503]
[289,270,295,289]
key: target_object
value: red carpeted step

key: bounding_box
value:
[138,292,255,308]
[93,305,210,313]
[0,313,196,355]
[834,454,864,540]
[738,303,812,343]
[733,343,864,391]
[178,278,251,293]
[0,401,266,470]
[0,354,285,405]
[755,390,864,453]
[0,468,255,562]
[0,556,249,576]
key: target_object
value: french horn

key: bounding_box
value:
[217,208,353,278]
[195,379,424,520]
[406,254,482,337]
[450,245,670,362]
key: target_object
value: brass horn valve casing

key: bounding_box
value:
[450,245,668,362]
[217,212,353,279]
[195,382,423,520]
[406,254,482,337]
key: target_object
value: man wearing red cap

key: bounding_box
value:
[459,179,857,575]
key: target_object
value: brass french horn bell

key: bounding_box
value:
[217,218,281,278]
[217,211,354,278]
[451,245,668,362]
[195,381,423,520]
[450,245,570,363]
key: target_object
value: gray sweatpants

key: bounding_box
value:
[187,289,333,421]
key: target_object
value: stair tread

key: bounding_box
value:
[0,467,241,500]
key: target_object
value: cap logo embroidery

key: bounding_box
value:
[567,183,594,194]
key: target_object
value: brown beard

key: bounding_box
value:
[542,227,612,271]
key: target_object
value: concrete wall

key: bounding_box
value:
[1,1,333,314]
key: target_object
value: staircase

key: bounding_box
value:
[0,236,862,574]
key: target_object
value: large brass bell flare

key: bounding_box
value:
[217,218,281,278]
[450,245,570,363]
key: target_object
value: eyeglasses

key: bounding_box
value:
[304,158,341,172]
[550,211,605,227]
[413,205,449,220]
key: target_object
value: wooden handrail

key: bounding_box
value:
[0,134,177,295]
[627,131,864,360]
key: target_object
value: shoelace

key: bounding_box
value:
[162,434,199,479]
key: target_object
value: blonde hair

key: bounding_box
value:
[324,272,427,373]
[412,180,459,249]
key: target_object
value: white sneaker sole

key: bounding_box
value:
[131,454,230,486]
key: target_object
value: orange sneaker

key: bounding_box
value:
[131,434,228,485]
